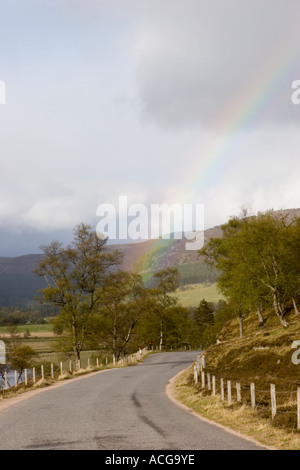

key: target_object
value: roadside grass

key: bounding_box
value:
[173,366,300,450]
[172,307,300,451]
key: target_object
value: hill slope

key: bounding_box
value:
[195,307,300,430]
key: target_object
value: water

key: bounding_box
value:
[0,368,33,390]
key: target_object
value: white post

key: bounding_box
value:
[24,369,28,385]
[88,358,90,368]
[69,360,72,373]
[202,355,206,369]
[212,376,216,396]
[270,384,276,419]
[221,378,224,401]
[60,362,63,376]
[96,358,99,367]
[236,382,241,402]
[4,371,8,390]
[297,387,300,430]
[201,371,205,388]
[51,363,54,378]
[14,370,17,386]
[194,365,198,384]
[207,373,211,391]
[227,380,232,405]
[41,365,44,380]
[250,383,255,409]
[33,367,36,383]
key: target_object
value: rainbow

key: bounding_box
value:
[180,33,300,203]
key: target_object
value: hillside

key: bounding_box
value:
[191,306,300,431]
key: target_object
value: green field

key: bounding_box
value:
[0,323,53,335]
[172,283,225,308]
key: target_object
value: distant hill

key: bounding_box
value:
[0,207,299,308]
[0,226,221,308]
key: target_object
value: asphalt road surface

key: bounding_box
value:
[0,351,267,450]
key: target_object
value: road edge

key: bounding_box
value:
[165,368,275,451]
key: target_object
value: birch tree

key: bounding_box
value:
[34,223,122,363]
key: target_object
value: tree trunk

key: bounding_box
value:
[159,318,163,351]
[257,305,265,326]
[292,297,300,316]
[273,292,289,327]
[239,316,244,338]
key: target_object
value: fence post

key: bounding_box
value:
[297,387,300,430]
[4,371,8,390]
[207,373,211,391]
[51,363,54,378]
[24,369,28,385]
[220,378,224,401]
[96,358,99,367]
[14,370,17,387]
[250,383,255,409]
[194,365,198,384]
[33,367,36,384]
[270,384,276,419]
[236,382,241,402]
[60,362,63,376]
[227,380,232,405]
[201,371,205,389]
[212,376,216,396]
[41,365,44,380]
[69,360,72,373]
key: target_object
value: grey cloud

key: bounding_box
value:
[133,0,300,129]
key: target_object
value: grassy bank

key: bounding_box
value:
[172,308,300,450]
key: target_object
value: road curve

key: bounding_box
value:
[0,351,267,450]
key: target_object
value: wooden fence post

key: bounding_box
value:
[207,373,211,391]
[221,378,224,401]
[297,387,300,430]
[250,383,255,408]
[270,384,276,419]
[227,380,232,405]
[201,371,205,388]
[236,382,241,402]
[212,376,216,396]
[194,365,198,384]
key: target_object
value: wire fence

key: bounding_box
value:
[0,347,149,392]
[193,356,300,430]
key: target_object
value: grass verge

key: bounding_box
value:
[172,365,300,450]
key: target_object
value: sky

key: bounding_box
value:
[1,0,300,256]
